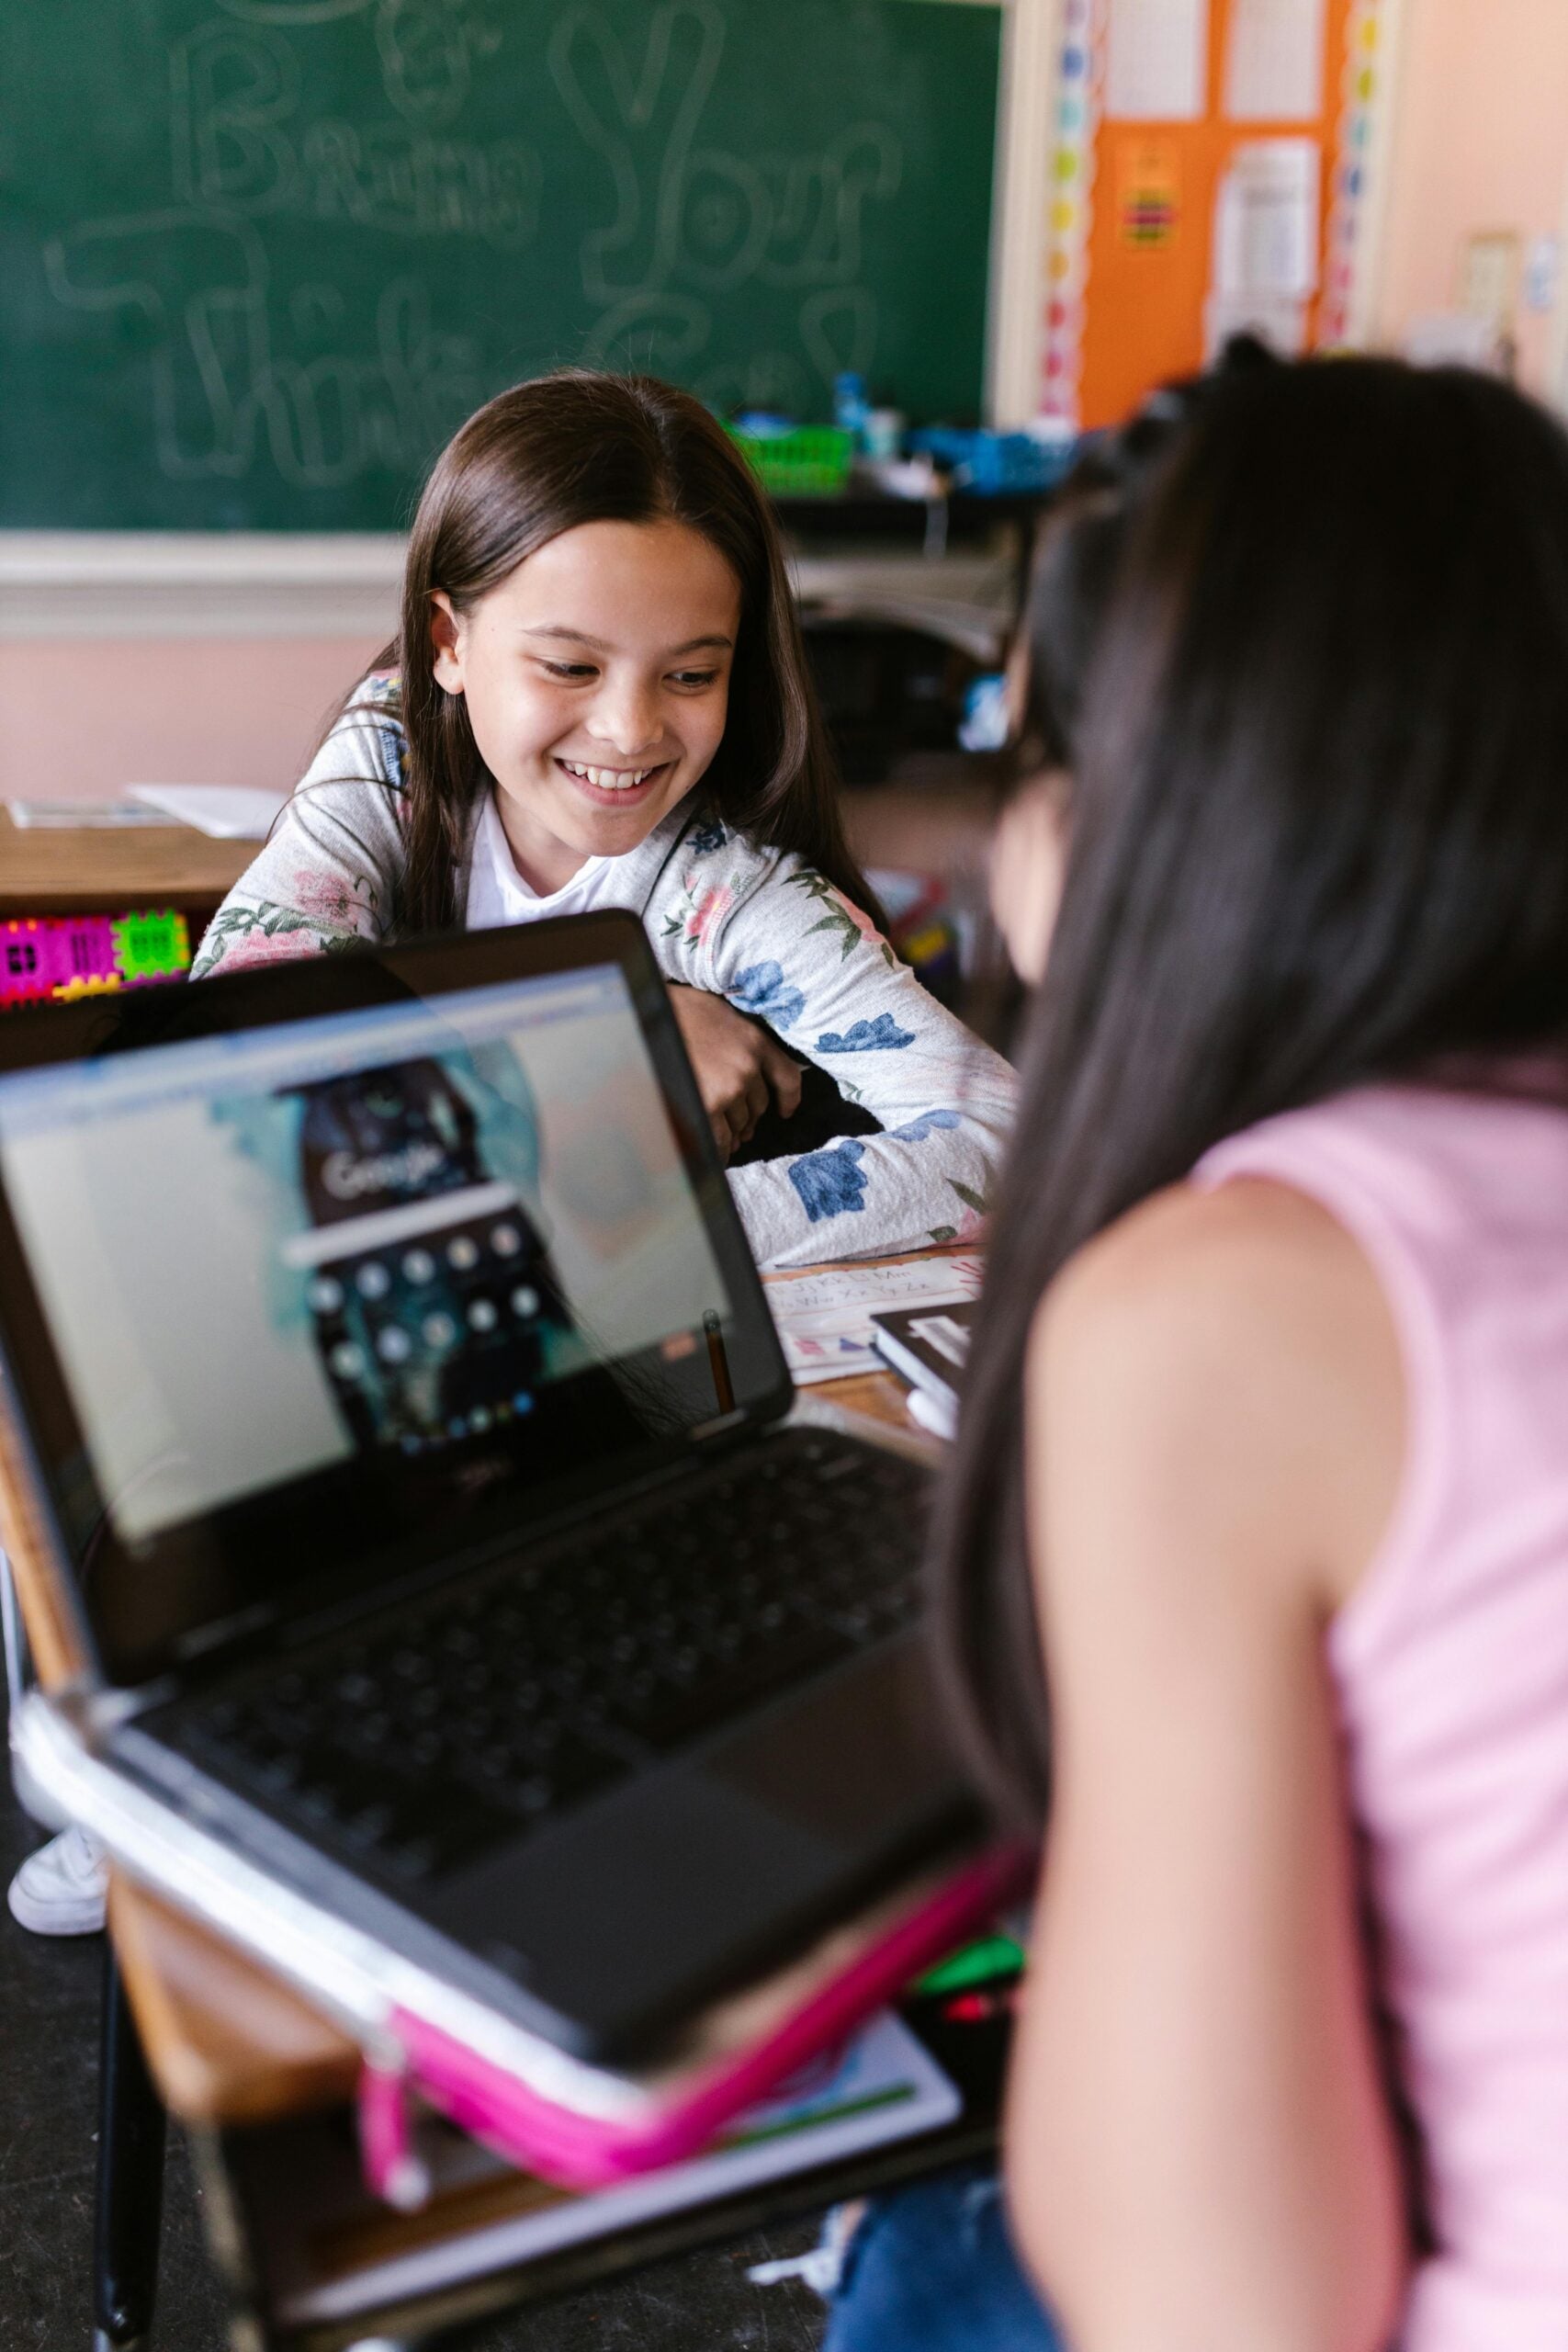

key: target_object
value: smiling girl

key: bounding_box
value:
[194,371,1015,1269]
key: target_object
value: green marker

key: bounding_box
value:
[914,1934,1026,1996]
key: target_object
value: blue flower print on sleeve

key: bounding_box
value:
[376,722,408,790]
[787,1138,869,1222]
[728,961,806,1032]
[688,820,728,855]
[815,1013,917,1054]
[887,1109,964,1142]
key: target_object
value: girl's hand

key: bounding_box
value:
[669,984,804,1161]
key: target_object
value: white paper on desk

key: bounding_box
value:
[1213,139,1320,300]
[1105,0,1208,122]
[1224,0,1326,122]
[282,2010,960,2325]
[6,799,182,828]
[127,784,288,840]
[765,1254,984,1385]
[7,798,173,829]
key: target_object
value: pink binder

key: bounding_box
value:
[358,1843,1030,2198]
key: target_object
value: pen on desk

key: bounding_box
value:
[704,1309,735,1414]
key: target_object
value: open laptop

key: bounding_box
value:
[0,912,981,2062]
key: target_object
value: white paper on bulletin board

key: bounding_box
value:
[1213,138,1320,299]
[1224,0,1327,121]
[1105,0,1208,122]
[1204,290,1308,360]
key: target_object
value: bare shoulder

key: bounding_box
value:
[1030,1178,1404,1611]
[1043,1170,1393,1338]
[1008,1181,1413,2350]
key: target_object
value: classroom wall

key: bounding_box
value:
[1372,0,1568,400]
[11,0,1568,813]
[0,638,383,807]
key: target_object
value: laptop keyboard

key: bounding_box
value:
[175,1432,929,1885]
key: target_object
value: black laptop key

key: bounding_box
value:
[616,1620,858,1754]
[285,1747,525,1882]
[451,1724,622,1819]
[174,1429,930,1884]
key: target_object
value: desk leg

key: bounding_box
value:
[93,1943,166,2352]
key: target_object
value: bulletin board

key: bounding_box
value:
[1040,0,1389,430]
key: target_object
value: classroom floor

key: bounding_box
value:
[0,1735,828,2351]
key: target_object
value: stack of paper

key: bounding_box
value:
[127,784,289,840]
[763,1253,984,1385]
[7,800,171,829]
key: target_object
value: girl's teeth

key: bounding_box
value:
[564,762,653,791]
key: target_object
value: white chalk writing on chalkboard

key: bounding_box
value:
[45,220,491,486]
[548,3,728,305]
[213,0,499,130]
[549,5,900,392]
[171,23,539,248]
[550,7,900,300]
[41,0,907,492]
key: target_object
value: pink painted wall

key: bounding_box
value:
[0,637,383,808]
[1373,0,1568,397]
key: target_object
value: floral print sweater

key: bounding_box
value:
[192,684,1018,1271]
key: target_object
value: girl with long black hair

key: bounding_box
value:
[826,356,1568,2352]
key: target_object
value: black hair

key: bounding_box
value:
[937,356,1568,1826]
[1021,336,1276,773]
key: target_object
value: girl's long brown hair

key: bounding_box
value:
[933,357,1568,1833]
[346,369,879,937]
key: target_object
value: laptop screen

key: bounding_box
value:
[0,922,788,1686]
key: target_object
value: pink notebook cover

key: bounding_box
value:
[362,1844,1030,2196]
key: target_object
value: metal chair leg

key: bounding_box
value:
[1,1547,28,1711]
[93,1941,166,2352]
[4,1547,69,1830]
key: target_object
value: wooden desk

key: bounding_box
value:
[5,1347,931,2128]
[0,809,251,919]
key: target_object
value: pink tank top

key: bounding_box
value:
[1196,1086,1568,2351]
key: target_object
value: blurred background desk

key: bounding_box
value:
[0,810,249,923]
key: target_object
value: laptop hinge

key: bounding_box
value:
[689,1407,750,1442]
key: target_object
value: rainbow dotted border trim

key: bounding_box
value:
[1318,0,1385,347]
[1039,0,1103,424]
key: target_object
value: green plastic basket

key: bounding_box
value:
[727,424,854,497]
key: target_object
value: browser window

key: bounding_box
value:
[0,966,733,1548]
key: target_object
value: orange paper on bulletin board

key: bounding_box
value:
[1073,0,1358,430]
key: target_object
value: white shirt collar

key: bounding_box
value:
[467,788,609,925]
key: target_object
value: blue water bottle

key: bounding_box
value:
[834,372,870,447]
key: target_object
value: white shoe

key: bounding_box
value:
[6,1824,107,1935]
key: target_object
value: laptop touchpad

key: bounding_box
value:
[709,1633,966,1845]
[428,1637,971,2057]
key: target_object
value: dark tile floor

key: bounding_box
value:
[0,1728,827,2351]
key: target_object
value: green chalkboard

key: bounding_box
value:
[0,0,1000,531]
